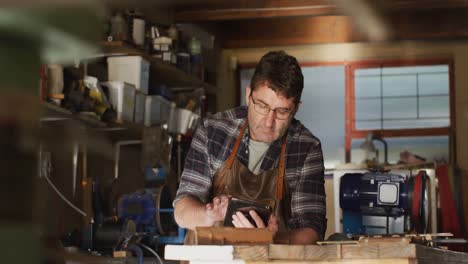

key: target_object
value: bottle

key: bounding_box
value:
[110,12,127,41]
[188,37,203,80]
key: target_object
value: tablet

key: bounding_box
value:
[223,197,272,227]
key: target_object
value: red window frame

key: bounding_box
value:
[344,58,455,163]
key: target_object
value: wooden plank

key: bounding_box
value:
[167,244,468,263]
[418,260,467,264]
[269,244,305,260]
[112,251,130,258]
[223,16,361,48]
[341,243,379,259]
[304,245,341,260]
[415,245,447,262]
[243,260,413,264]
[218,7,468,48]
[195,227,273,245]
[175,0,339,22]
[234,245,269,261]
[416,244,468,263]
[378,242,416,259]
[175,5,339,22]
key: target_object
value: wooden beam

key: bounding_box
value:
[383,0,468,11]
[223,16,363,48]
[176,6,339,22]
[391,9,468,40]
[194,227,274,245]
[175,0,340,22]
[165,243,468,263]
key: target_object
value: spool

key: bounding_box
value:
[153,184,177,236]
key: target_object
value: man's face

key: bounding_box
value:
[245,84,298,143]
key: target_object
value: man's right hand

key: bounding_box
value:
[205,195,230,225]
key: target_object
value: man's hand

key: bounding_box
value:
[205,195,230,225]
[232,211,279,233]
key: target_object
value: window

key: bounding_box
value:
[345,59,454,163]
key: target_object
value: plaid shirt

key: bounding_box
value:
[174,106,326,238]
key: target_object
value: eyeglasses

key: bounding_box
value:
[250,95,294,120]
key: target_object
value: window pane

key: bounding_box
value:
[382,75,416,97]
[356,98,381,120]
[356,120,382,130]
[419,96,450,118]
[355,68,381,76]
[419,73,449,95]
[239,68,255,105]
[382,65,448,75]
[355,76,381,98]
[383,118,449,129]
[383,98,417,119]
[352,136,449,164]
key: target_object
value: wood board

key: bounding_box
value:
[166,242,468,263]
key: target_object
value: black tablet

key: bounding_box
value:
[223,197,272,227]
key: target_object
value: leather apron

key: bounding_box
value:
[184,120,291,244]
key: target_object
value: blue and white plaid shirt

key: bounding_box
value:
[174,106,326,238]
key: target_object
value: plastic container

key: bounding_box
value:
[101,81,136,123]
[135,93,174,126]
[168,108,200,134]
[107,56,150,94]
[132,18,145,46]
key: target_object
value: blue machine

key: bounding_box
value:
[117,188,185,245]
[339,171,428,235]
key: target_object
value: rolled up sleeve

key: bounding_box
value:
[173,120,212,206]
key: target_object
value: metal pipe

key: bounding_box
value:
[374,137,388,164]
[72,142,79,197]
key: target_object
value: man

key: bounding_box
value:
[174,50,326,244]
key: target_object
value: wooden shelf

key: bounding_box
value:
[99,41,217,95]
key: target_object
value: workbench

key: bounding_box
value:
[165,241,468,264]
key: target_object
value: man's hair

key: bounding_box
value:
[250,50,304,104]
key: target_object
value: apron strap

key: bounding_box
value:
[276,135,287,200]
[226,121,248,169]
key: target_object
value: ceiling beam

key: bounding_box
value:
[176,6,339,21]
[382,0,468,11]
[222,16,364,48]
[175,0,340,22]
[221,8,468,48]
[391,8,468,40]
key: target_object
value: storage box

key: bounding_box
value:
[135,93,174,126]
[102,81,136,123]
[107,56,150,94]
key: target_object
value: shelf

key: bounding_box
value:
[42,102,107,128]
[41,102,145,141]
[99,41,217,95]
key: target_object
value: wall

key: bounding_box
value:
[218,41,468,235]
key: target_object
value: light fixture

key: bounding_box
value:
[360,132,388,164]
